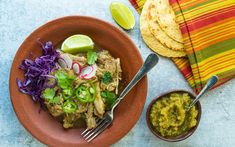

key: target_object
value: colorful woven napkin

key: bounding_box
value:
[130,0,235,93]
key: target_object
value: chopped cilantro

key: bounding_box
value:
[101,90,117,108]
[102,72,112,84]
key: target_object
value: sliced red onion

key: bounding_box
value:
[72,61,82,75]
[59,53,72,69]
[79,64,97,79]
[42,75,57,88]
[57,58,68,68]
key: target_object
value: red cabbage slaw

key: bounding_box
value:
[17,41,59,106]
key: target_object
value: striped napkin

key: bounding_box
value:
[130,0,235,93]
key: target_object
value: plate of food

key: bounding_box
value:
[9,16,147,146]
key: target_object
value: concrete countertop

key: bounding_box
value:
[0,0,235,146]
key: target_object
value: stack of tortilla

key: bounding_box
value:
[140,0,186,57]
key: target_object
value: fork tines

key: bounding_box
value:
[81,118,111,142]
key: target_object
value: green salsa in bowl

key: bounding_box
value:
[146,90,201,142]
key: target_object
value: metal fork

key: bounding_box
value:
[81,53,159,142]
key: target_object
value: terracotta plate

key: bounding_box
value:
[9,16,147,146]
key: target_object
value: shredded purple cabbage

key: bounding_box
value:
[17,41,59,106]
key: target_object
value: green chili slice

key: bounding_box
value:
[75,85,96,103]
[62,101,77,113]
[76,86,91,103]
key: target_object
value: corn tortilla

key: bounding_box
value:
[153,0,184,43]
[140,0,186,57]
[147,0,184,51]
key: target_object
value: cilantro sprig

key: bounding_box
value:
[55,70,75,89]
[42,88,61,104]
[43,88,55,100]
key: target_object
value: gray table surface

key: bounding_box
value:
[1,0,235,146]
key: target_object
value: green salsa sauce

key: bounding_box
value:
[150,93,198,137]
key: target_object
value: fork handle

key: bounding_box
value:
[111,53,159,112]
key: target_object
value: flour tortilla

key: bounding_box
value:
[153,0,184,43]
[140,0,186,57]
[147,0,184,51]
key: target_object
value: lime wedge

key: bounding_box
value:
[110,2,135,30]
[61,34,94,54]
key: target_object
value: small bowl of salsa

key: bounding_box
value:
[146,90,201,142]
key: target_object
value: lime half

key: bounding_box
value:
[110,2,135,30]
[61,34,94,54]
